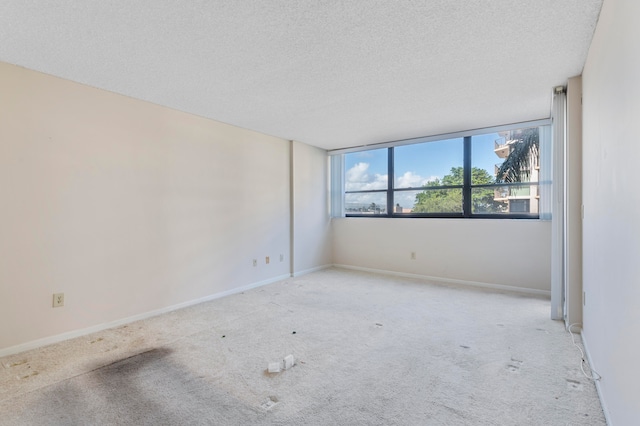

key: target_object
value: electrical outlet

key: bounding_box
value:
[410,252,416,260]
[265,256,270,264]
[280,254,284,262]
[53,293,64,308]
[253,259,257,267]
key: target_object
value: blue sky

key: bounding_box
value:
[344,133,504,207]
[345,133,502,187]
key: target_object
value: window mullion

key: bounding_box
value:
[463,136,472,217]
[387,147,394,217]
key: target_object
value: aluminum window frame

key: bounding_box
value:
[334,120,550,219]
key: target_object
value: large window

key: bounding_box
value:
[344,148,388,215]
[340,125,545,218]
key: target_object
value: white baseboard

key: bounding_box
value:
[292,264,332,277]
[581,331,612,425]
[1,266,548,358]
[333,264,551,297]
[0,273,290,358]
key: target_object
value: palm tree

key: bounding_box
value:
[495,128,539,183]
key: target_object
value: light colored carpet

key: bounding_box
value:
[0,268,605,425]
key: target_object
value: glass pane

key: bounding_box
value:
[396,188,462,214]
[344,148,388,192]
[472,184,539,214]
[472,127,540,185]
[345,192,387,215]
[394,139,463,189]
[471,187,508,213]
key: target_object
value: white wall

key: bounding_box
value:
[292,141,332,275]
[0,62,292,353]
[582,0,640,423]
[333,218,551,293]
[565,76,583,327]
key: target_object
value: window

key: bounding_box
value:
[339,124,546,218]
[344,148,388,215]
[394,138,463,214]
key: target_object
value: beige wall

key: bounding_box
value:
[292,141,332,275]
[0,62,294,353]
[582,0,640,423]
[332,218,551,293]
[565,76,583,328]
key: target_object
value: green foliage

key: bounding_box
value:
[496,128,539,183]
[412,167,505,213]
[413,185,462,213]
[413,167,463,213]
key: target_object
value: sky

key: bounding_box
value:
[344,133,504,208]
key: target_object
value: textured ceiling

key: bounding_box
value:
[0,1,602,150]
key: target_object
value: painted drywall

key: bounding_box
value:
[565,76,583,328]
[292,142,332,275]
[0,62,291,353]
[582,0,640,423]
[332,218,551,293]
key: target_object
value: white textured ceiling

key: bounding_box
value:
[0,1,602,150]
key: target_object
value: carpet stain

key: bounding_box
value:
[506,364,520,373]
[566,379,584,391]
[87,347,174,374]
[260,396,279,410]
[4,359,39,380]
[0,270,607,425]
[19,371,39,380]
[5,359,28,368]
[105,345,118,352]
[507,358,524,373]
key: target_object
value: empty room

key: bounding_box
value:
[1,1,637,424]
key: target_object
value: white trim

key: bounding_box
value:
[292,264,332,278]
[581,332,612,426]
[0,274,290,358]
[328,118,552,155]
[289,140,295,277]
[1,266,549,358]
[330,154,345,217]
[333,264,551,297]
[551,88,567,320]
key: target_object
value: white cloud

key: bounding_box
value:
[345,162,388,191]
[346,162,368,185]
[393,172,442,211]
[395,171,442,188]
[345,164,442,211]
[396,171,426,188]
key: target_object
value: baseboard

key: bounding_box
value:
[333,264,551,297]
[292,264,332,277]
[0,273,290,358]
[581,331,612,425]
[0,267,547,358]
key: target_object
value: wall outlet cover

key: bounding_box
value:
[53,293,64,307]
